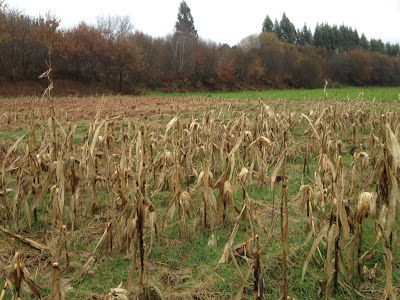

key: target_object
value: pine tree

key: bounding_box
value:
[297,24,312,45]
[172,1,198,78]
[313,23,323,48]
[370,38,385,53]
[262,15,273,32]
[386,43,400,57]
[273,19,282,39]
[318,23,336,52]
[339,25,354,51]
[303,24,312,45]
[331,25,339,51]
[393,44,400,57]
[175,0,198,38]
[360,34,369,50]
[279,13,296,44]
[352,29,360,48]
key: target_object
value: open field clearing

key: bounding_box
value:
[0,92,399,299]
[0,96,241,136]
[152,87,400,102]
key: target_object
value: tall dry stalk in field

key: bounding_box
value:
[376,123,399,299]
[0,252,41,300]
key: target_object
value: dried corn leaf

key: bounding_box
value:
[54,117,66,139]
[248,136,271,149]
[360,205,387,261]
[323,154,337,181]
[0,228,48,251]
[356,192,377,222]
[386,172,398,238]
[106,282,128,300]
[1,135,25,173]
[21,267,41,298]
[181,191,194,213]
[301,224,328,282]
[217,205,246,266]
[378,223,395,298]
[233,263,253,300]
[164,116,178,141]
[301,113,320,141]
[325,224,338,299]
[271,150,287,192]
[206,186,217,210]
[347,227,359,279]
[229,135,243,155]
[238,167,249,183]
[261,103,275,118]
[338,202,350,241]
[299,185,312,208]
[90,120,106,156]
[386,124,400,170]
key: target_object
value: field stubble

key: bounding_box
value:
[0,93,399,299]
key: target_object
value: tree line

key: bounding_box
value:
[262,13,400,56]
[0,1,399,94]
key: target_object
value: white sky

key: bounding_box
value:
[7,0,400,46]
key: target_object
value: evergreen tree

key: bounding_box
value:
[313,23,325,48]
[360,34,369,50]
[331,25,339,51]
[296,28,303,45]
[390,43,400,57]
[296,24,312,46]
[262,15,273,32]
[384,42,400,57]
[370,38,385,53]
[175,0,197,38]
[311,22,363,52]
[303,26,312,45]
[314,23,331,50]
[385,42,393,56]
[352,29,360,48]
[279,13,296,44]
[171,1,198,78]
[273,18,282,39]
[339,25,350,51]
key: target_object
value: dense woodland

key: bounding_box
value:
[0,0,400,94]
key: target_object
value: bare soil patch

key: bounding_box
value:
[0,96,241,132]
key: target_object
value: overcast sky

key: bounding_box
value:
[8,0,400,46]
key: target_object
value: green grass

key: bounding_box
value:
[149,87,400,102]
[0,127,26,141]
[73,123,89,144]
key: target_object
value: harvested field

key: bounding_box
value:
[0,96,243,131]
[0,92,399,299]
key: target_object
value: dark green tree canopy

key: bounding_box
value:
[273,19,281,39]
[260,13,400,58]
[262,15,273,33]
[279,13,296,44]
[296,24,312,45]
[370,38,385,53]
[175,0,198,38]
[386,42,400,56]
[360,34,369,50]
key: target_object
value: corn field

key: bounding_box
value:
[0,89,399,299]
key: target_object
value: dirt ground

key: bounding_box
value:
[0,79,117,98]
[0,95,243,132]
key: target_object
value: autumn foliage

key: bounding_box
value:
[0,6,400,95]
